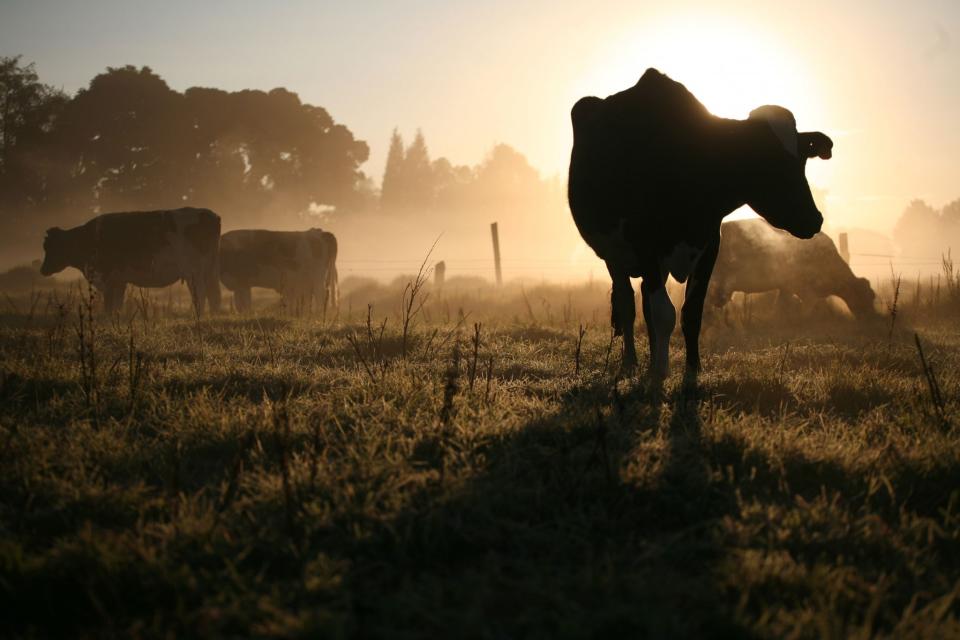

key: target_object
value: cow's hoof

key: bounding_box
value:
[681,367,702,394]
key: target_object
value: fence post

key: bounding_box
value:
[434,260,446,291]
[490,222,503,286]
[838,232,850,263]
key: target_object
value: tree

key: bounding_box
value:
[471,143,547,209]
[0,61,372,263]
[432,156,474,212]
[893,198,949,258]
[380,128,405,211]
[55,65,188,213]
[0,57,68,208]
[380,127,435,212]
[403,129,433,210]
[0,57,69,258]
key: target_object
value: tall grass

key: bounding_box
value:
[0,279,958,637]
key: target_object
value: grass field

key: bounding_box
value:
[1,276,959,638]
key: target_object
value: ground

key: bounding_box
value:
[0,277,958,638]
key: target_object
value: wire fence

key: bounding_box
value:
[335,253,951,277]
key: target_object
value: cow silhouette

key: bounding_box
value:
[568,68,833,378]
[219,228,338,315]
[40,208,221,315]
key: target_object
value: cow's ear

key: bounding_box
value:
[799,132,833,159]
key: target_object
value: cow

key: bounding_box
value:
[40,208,221,315]
[708,219,876,320]
[568,68,833,379]
[219,228,338,315]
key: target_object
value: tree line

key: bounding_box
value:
[0,56,564,265]
[894,198,960,260]
[0,56,377,262]
[379,128,562,217]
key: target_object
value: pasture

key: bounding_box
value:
[1,274,959,638]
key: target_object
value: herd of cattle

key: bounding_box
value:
[35,69,874,377]
[40,207,338,315]
[36,204,874,325]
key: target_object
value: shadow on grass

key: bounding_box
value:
[161,374,318,402]
[335,379,757,638]
[4,371,959,637]
[0,373,76,408]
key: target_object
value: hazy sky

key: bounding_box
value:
[2,0,958,233]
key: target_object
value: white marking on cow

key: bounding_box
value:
[649,286,676,377]
[758,112,798,157]
[662,242,703,283]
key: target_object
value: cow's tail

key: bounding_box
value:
[325,233,339,315]
[328,262,339,312]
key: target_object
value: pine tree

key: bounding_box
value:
[404,128,433,210]
[380,127,405,211]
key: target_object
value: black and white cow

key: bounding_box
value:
[568,68,833,377]
[40,208,222,314]
[219,228,338,315]
[708,219,876,319]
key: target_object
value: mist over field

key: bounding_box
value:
[1,1,960,638]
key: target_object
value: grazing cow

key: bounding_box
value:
[708,219,876,320]
[568,68,833,377]
[219,228,338,315]
[40,208,221,314]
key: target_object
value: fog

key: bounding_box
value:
[2,0,959,286]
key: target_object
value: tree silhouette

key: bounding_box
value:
[377,129,558,219]
[0,56,69,253]
[380,127,435,212]
[380,128,406,211]
[893,198,960,259]
[403,129,434,210]
[0,60,372,262]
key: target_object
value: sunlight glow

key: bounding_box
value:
[578,15,821,123]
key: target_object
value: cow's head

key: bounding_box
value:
[40,227,69,276]
[844,276,877,319]
[746,106,833,240]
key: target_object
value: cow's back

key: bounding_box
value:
[220,229,313,292]
[711,219,860,302]
[89,208,219,281]
[568,69,717,268]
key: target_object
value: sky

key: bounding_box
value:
[1,0,959,235]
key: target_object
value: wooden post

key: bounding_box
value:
[838,232,850,263]
[490,222,503,286]
[434,260,446,290]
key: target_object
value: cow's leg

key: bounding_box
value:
[104,282,126,314]
[206,258,222,314]
[641,278,674,378]
[682,235,720,374]
[607,263,637,371]
[187,276,206,317]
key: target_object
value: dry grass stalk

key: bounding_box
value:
[914,333,951,432]
[575,323,587,376]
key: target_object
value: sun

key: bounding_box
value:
[579,15,820,123]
